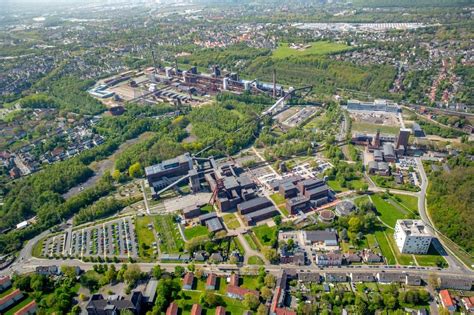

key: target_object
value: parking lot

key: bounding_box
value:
[42,217,138,259]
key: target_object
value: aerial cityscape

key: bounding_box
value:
[0,0,473,314]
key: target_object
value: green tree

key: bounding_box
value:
[264,273,276,288]
[260,287,273,301]
[256,304,268,315]
[152,265,163,279]
[243,293,260,311]
[128,162,143,178]
[124,264,142,286]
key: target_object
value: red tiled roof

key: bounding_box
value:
[166,302,178,315]
[183,272,194,286]
[206,273,217,287]
[275,308,297,315]
[439,289,454,308]
[14,300,37,315]
[216,306,226,315]
[229,274,239,286]
[191,304,202,315]
[462,296,474,309]
[226,285,259,298]
[0,276,10,286]
[0,289,22,306]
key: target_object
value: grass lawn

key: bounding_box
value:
[366,234,382,255]
[327,180,348,192]
[269,193,286,205]
[177,287,248,315]
[222,214,241,230]
[391,194,418,213]
[386,233,416,266]
[183,225,208,240]
[252,224,277,247]
[354,195,370,207]
[248,256,264,265]
[278,205,289,217]
[241,276,261,290]
[135,216,156,260]
[232,237,245,255]
[374,230,396,265]
[371,194,407,228]
[273,41,350,59]
[155,215,185,253]
[244,234,258,250]
[352,121,401,135]
[32,236,46,258]
[200,204,215,214]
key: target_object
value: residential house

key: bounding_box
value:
[0,276,12,292]
[350,273,376,283]
[363,251,383,264]
[183,272,194,290]
[438,277,473,290]
[215,306,226,315]
[405,274,422,286]
[209,252,224,263]
[377,272,406,284]
[298,273,320,284]
[439,290,456,312]
[226,285,259,300]
[303,230,338,247]
[166,302,179,315]
[36,265,60,276]
[191,304,202,315]
[85,292,143,315]
[229,274,239,286]
[316,252,342,266]
[0,289,24,312]
[325,273,347,283]
[13,300,37,315]
[462,296,474,313]
[206,274,217,290]
[343,253,362,264]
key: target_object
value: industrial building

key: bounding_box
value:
[286,196,311,214]
[394,220,433,254]
[347,99,400,113]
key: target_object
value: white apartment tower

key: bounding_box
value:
[394,220,433,254]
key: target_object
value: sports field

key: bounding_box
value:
[273,41,350,58]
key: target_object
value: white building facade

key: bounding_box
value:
[394,220,433,254]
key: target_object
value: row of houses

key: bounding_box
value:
[0,276,37,315]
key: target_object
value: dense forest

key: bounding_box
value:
[428,163,474,255]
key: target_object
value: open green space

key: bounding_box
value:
[374,230,396,265]
[136,216,157,261]
[231,237,245,255]
[352,121,401,135]
[154,215,185,253]
[32,236,47,258]
[251,224,277,247]
[183,225,208,240]
[175,290,248,315]
[371,175,420,192]
[269,193,286,205]
[222,214,241,230]
[241,276,261,290]
[273,41,351,59]
[243,234,258,250]
[391,194,418,213]
[327,178,366,192]
[371,194,408,228]
[200,204,215,214]
[248,256,264,265]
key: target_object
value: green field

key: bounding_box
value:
[327,178,366,192]
[222,213,241,229]
[273,41,350,59]
[252,224,277,247]
[135,216,157,260]
[248,256,264,265]
[269,193,286,205]
[371,194,407,228]
[352,121,401,135]
[183,225,208,239]
[200,204,215,214]
[155,215,185,253]
[374,230,396,265]
[176,289,248,315]
[244,234,259,250]
[391,194,418,213]
[241,276,261,290]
